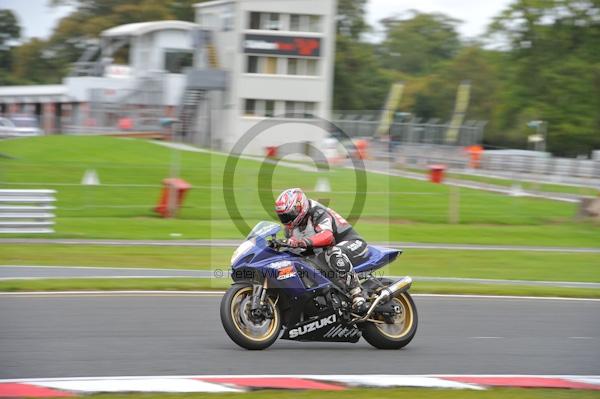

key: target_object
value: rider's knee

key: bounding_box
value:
[326,247,352,275]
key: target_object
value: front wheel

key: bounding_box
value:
[361,292,418,349]
[220,283,281,350]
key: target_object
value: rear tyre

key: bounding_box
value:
[220,283,281,350]
[361,292,418,349]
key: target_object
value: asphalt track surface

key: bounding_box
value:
[1,293,599,379]
[2,266,600,288]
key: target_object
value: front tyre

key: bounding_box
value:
[361,292,418,349]
[220,283,281,350]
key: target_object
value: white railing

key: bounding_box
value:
[0,190,56,234]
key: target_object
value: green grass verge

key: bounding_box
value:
[2,245,599,283]
[1,278,598,298]
[1,136,596,244]
[87,388,599,399]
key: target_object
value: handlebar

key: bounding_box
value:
[268,238,291,249]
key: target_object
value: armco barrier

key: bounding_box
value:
[0,189,56,234]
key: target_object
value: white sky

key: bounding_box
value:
[1,0,73,40]
[2,0,514,41]
[366,0,514,40]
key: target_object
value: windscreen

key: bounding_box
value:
[246,221,281,240]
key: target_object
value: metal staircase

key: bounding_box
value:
[175,29,226,143]
[70,40,103,77]
[176,88,206,139]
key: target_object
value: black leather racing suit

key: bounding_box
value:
[284,200,369,291]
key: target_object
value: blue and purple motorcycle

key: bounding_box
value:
[220,221,418,350]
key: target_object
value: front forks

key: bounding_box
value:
[250,280,271,319]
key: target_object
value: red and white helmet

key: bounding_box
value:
[275,188,309,228]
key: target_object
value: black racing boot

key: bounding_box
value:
[350,287,368,314]
[348,275,368,315]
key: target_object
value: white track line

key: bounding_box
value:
[0,265,207,271]
[1,291,599,301]
[0,276,212,281]
[2,374,599,383]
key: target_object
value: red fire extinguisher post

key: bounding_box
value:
[428,164,447,184]
[153,118,191,218]
[154,178,192,218]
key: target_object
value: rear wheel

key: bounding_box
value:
[220,283,281,350]
[361,292,418,349]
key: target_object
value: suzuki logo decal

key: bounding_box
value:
[288,314,336,338]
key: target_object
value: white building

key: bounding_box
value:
[66,20,198,107]
[0,0,337,156]
[194,0,336,154]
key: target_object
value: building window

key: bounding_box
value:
[248,12,282,30]
[287,14,321,32]
[222,5,234,31]
[264,57,278,74]
[244,99,256,116]
[249,12,261,29]
[309,15,321,32]
[247,56,258,73]
[304,102,315,117]
[243,100,317,118]
[267,13,280,30]
[306,59,317,75]
[265,100,275,117]
[285,101,295,115]
[287,58,298,75]
[164,50,193,74]
[245,56,319,76]
[290,14,301,31]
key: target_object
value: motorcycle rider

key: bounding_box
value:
[274,188,369,313]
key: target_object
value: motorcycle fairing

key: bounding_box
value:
[280,309,361,343]
[354,245,402,273]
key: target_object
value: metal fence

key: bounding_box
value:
[331,113,485,146]
[0,189,56,234]
[63,72,166,135]
[372,144,600,180]
[480,152,600,179]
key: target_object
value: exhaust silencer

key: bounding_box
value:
[358,276,412,321]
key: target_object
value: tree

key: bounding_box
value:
[0,9,21,80]
[11,38,66,84]
[334,35,395,110]
[0,9,20,47]
[333,0,394,111]
[380,11,461,75]
[336,0,368,39]
[402,47,500,123]
[488,0,600,155]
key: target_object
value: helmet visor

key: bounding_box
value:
[277,212,296,225]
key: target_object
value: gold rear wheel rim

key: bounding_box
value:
[374,293,414,339]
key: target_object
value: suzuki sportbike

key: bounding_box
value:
[220,221,417,350]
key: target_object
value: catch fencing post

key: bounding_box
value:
[448,185,460,224]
